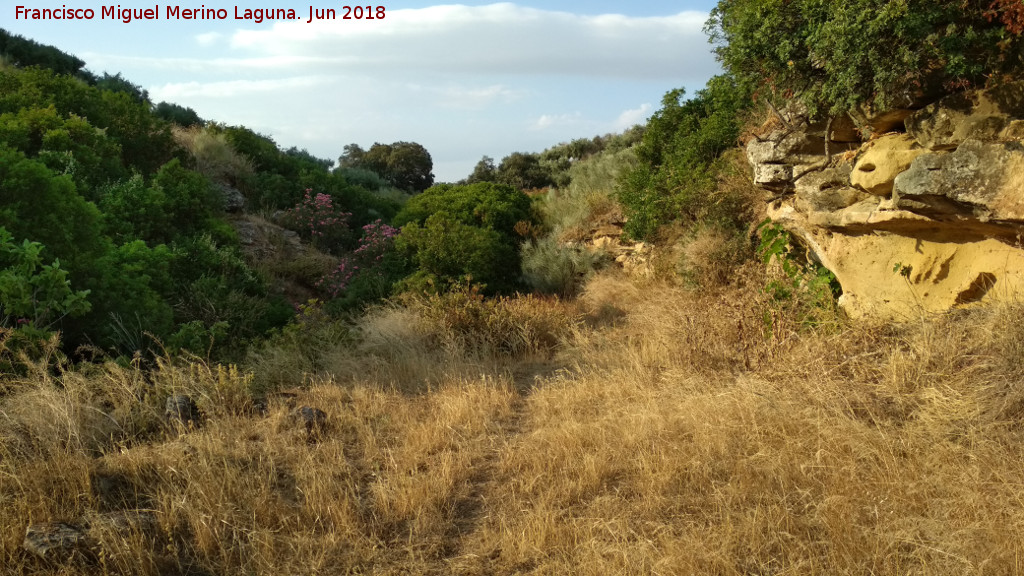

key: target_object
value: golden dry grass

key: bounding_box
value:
[4,272,1024,574]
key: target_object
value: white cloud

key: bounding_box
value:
[151,76,330,99]
[225,3,716,81]
[614,103,653,130]
[531,111,584,131]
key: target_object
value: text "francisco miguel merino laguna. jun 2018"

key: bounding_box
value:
[14,4,387,24]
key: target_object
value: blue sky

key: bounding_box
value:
[5,1,722,181]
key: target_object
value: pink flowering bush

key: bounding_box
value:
[318,220,399,298]
[283,188,351,251]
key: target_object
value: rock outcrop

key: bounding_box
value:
[749,81,1024,319]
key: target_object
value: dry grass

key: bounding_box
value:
[173,126,254,186]
[4,272,1024,574]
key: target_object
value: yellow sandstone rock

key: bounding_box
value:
[850,134,927,196]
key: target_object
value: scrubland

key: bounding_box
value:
[4,266,1024,575]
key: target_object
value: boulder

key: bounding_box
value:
[893,140,1024,221]
[23,511,160,566]
[748,129,858,190]
[164,394,201,429]
[794,164,867,213]
[216,182,246,213]
[851,134,927,196]
[906,81,1024,150]
[291,406,328,435]
[23,522,90,563]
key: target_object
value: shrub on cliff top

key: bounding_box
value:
[707,0,1024,117]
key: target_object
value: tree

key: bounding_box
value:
[496,152,553,191]
[0,29,86,76]
[154,102,204,127]
[466,155,496,183]
[337,143,366,169]
[343,141,434,193]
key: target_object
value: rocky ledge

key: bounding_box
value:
[748,81,1024,319]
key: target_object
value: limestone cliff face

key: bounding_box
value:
[748,82,1024,319]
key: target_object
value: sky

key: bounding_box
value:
[5,1,722,181]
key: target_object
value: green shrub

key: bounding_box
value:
[0,227,91,331]
[757,219,840,325]
[542,148,637,239]
[396,213,519,294]
[707,0,1024,117]
[165,235,288,358]
[0,146,108,289]
[394,182,533,238]
[392,182,536,294]
[152,159,221,234]
[90,240,175,354]
[617,76,751,240]
[521,236,605,297]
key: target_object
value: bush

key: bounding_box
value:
[152,159,222,234]
[617,76,751,240]
[173,126,253,186]
[0,227,91,331]
[166,235,289,358]
[0,146,108,289]
[0,106,126,199]
[280,188,352,253]
[396,213,519,294]
[707,0,1024,117]
[318,220,399,300]
[521,236,605,297]
[100,160,226,246]
[402,283,578,358]
[542,147,637,240]
[678,225,751,289]
[394,182,533,238]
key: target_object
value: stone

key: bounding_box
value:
[216,183,246,213]
[753,163,792,188]
[1001,119,1024,140]
[747,130,825,165]
[851,134,928,196]
[906,81,1024,150]
[793,163,872,214]
[164,394,201,429]
[893,140,1024,221]
[231,215,310,262]
[850,106,918,136]
[291,406,328,435]
[23,522,90,563]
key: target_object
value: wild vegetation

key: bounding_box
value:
[3,3,1024,573]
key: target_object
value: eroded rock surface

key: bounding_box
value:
[750,81,1024,319]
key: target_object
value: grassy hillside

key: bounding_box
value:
[5,269,1024,574]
